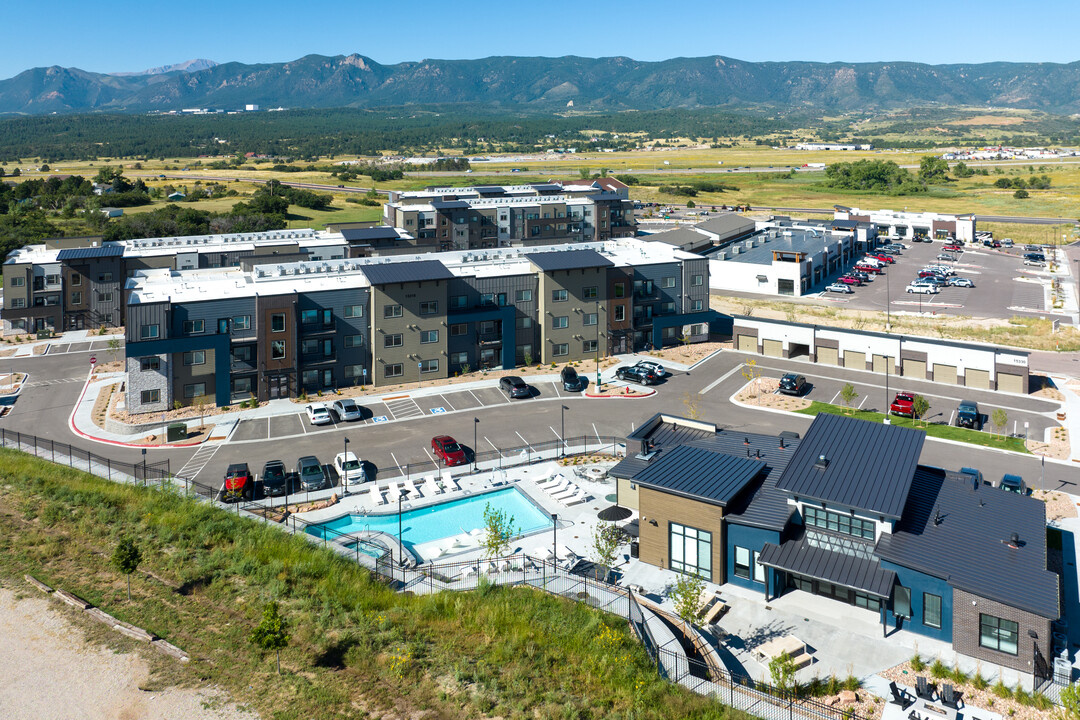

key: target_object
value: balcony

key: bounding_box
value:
[299,321,336,336]
[231,357,257,373]
[300,351,336,365]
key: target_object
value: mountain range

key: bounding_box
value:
[2,53,1080,115]
[109,58,218,77]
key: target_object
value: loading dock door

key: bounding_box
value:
[844,351,866,370]
[998,372,1024,394]
[903,359,926,380]
[872,355,892,375]
[817,346,839,366]
[737,334,757,353]
[762,339,783,358]
[965,369,990,390]
[933,363,958,385]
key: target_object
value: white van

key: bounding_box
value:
[860,256,884,268]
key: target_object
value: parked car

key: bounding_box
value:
[943,243,963,252]
[261,459,289,497]
[305,404,332,425]
[926,265,955,276]
[825,283,854,294]
[1024,252,1046,262]
[615,365,658,385]
[1001,238,1013,247]
[868,254,895,264]
[854,264,883,275]
[885,242,908,250]
[849,270,871,282]
[959,467,986,487]
[332,398,363,422]
[999,474,1027,495]
[936,253,957,262]
[877,247,899,256]
[838,275,862,285]
[1024,259,1046,267]
[777,373,807,396]
[432,435,467,466]
[859,257,885,268]
[956,400,981,430]
[499,375,531,399]
[334,451,367,485]
[634,360,669,378]
[911,278,942,289]
[906,283,938,294]
[296,456,327,491]
[220,462,254,502]
[890,392,915,417]
[560,365,586,392]
[947,276,974,288]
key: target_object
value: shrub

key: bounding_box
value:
[910,654,926,672]
[1013,688,1031,706]
[949,666,969,684]
[992,679,1012,699]
[930,659,949,679]
[971,672,988,691]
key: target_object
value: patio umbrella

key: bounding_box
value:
[597,505,633,522]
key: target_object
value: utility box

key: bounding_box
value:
[1054,656,1072,685]
[166,423,187,442]
[630,541,640,559]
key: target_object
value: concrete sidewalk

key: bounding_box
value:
[5,329,123,358]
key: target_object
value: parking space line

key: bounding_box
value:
[390,452,403,473]
[552,383,562,398]
[858,396,867,409]
[439,394,456,411]
[701,364,744,395]
[298,414,308,434]
[469,390,484,406]
[515,431,533,451]
[423,448,439,468]
[830,390,841,404]
[485,437,502,457]
[593,423,602,444]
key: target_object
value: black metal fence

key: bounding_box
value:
[0,428,172,484]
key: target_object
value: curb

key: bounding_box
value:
[584,387,657,399]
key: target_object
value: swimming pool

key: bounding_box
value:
[305,486,552,552]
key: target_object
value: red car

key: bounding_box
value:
[432,435,468,466]
[220,463,254,503]
[838,275,862,285]
[868,254,895,264]
[943,244,963,252]
[889,392,915,417]
[854,264,883,275]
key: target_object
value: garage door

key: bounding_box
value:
[933,363,958,385]
[844,351,866,370]
[903,359,926,379]
[817,346,839,366]
[998,372,1025,394]
[965,369,990,390]
[872,355,892,374]
[737,334,757,353]
[762,339,783,358]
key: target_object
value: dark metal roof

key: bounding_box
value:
[759,533,897,598]
[525,249,615,272]
[431,200,471,210]
[360,259,454,285]
[633,445,764,506]
[831,219,860,230]
[57,245,124,260]
[531,183,563,193]
[340,227,400,242]
[473,185,505,195]
[649,228,713,252]
[775,413,924,519]
[876,467,1060,619]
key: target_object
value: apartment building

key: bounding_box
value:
[382,180,636,250]
[1,229,349,336]
[122,238,709,413]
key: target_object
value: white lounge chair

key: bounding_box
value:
[558,545,581,569]
[461,565,477,580]
[538,472,565,490]
[509,556,525,571]
[551,483,578,501]
[443,473,461,492]
[424,475,442,496]
[369,485,385,506]
[544,477,571,496]
[403,479,421,498]
[534,546,555,562]
[386,481,400,502]
[561,489,589,507]
[531,464,556,485]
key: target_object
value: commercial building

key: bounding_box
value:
[122,238,710,412]
[834,206,976,243]
[612,412,1059,682]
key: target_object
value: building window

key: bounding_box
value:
[552,343,569,357]
[692,274,704,287]
[344,304,364,318]
[515,289,533,302]
[552,289,568,302]
[583,313,598,326]
[9,277,24,287]
[614,282,625,298]
[552,316,569,329]
[97,292,113,303]
[583,339,597,353]
[661,302,675,314]
[9,298,25,309]
[692,300,704,312]
[70,274,81,286]
[344,335,363,348]
[450,323,468,337]
[233,377,252,394]
[450,351,468,366]
[183,383,206,399]
[301,338,319,355]
[385,363,403,378]
[614,305,626,322]
[518,317,533,329]
[803,505,875,541]
[450,295,467,309]
[420,359,439,373]
[271,340,286,359]
[480,293,495,306]
[140,357,160,372]
[183,319,205,334]
[420,330,439,344]
[670,522,712,579]
[753,551,765,583]
[302,370,319,387]
[322,369,333,387]
[99,272,113,282]
[734,546,751,579]
[661,276,676,289]
[183,350,205,366]
[418,300,438,316]
[583,286,598,299]
[979,614,1018,655]
[344,365,364,380]
[923,593,942,629]
[71,291,82,305]
[271,313,286,332]
[140,389,160,404]
[233,315,251,330]
[140,324,160,340]
[300,309,318,325]
[384,333,403,348]
[384,304,403,319]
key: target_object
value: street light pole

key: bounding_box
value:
[552,512,558,564]
[560,405,569,457]
[473,417,479,472]
[595,300,602,389]
[885,266,891,331]
[342,436,350,495]
[398,488,409,564]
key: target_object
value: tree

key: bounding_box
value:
[918,156,950,184]
[590,522,623,582]
[112,536,142,602]
[250,601,289,675]
[992,408,1008,440]
[685,200,696,208]
[741,359,761,404]
[839,383,858,414]
[480,502,517,558]
[193,394,210,429]
[912,395,930,427]
[39,164,50,172]
[1060,680,1080,720]
[769,651,799,696]
[682,391,700,420]
[671,571,705,627]
[952,161,974,178]
[106,338,121,363]
[1014,189,1030,199]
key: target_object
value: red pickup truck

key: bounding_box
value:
[889,392,915,417]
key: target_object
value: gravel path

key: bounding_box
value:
[0,587,259,720]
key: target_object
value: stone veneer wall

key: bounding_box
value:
[125,354,171,414]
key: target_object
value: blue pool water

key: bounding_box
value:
[306,486,551,551]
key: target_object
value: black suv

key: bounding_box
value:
[499,375,531,399]
[262,459,289,496]
[560,365,585,392]
[615,365,658,386]
[956,400,981,430]
[777,373,807,396]
[1024,252,1046,262]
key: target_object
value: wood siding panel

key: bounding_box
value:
[638,487,725,585]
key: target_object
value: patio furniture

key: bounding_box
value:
[558,545,581,569]
[916,676,935,701]
[460,565,477,579]
[369,485,385,506]
[699,594,729,625]
[387,480,400,501]
[889,681,914,709]
[755,635,812,669]
[544,477,571,496]
[940,684,961,709]
[424,475,442,496]
[442,473,461,492]
[403,479,421,498]
[531,465,557,485]
[538,472,565,490]
[561,489,590,507]
[551,483,579,501]
[534,546,555,562]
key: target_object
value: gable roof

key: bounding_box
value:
[360,259,454,285]
[340,226,400,242]
[876,467,1059,618]
[525,248,614,272]
[632,445,764,506]
[775,413,924,519]
[57,245,124,260]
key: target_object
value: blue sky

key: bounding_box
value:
[5,0,1079,79]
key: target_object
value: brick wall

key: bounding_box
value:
[952,588,1053,677]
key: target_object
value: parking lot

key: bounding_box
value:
[820,238,1055,318]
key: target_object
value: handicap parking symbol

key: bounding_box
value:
[429,407,446,415]
[372,415,389,424]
